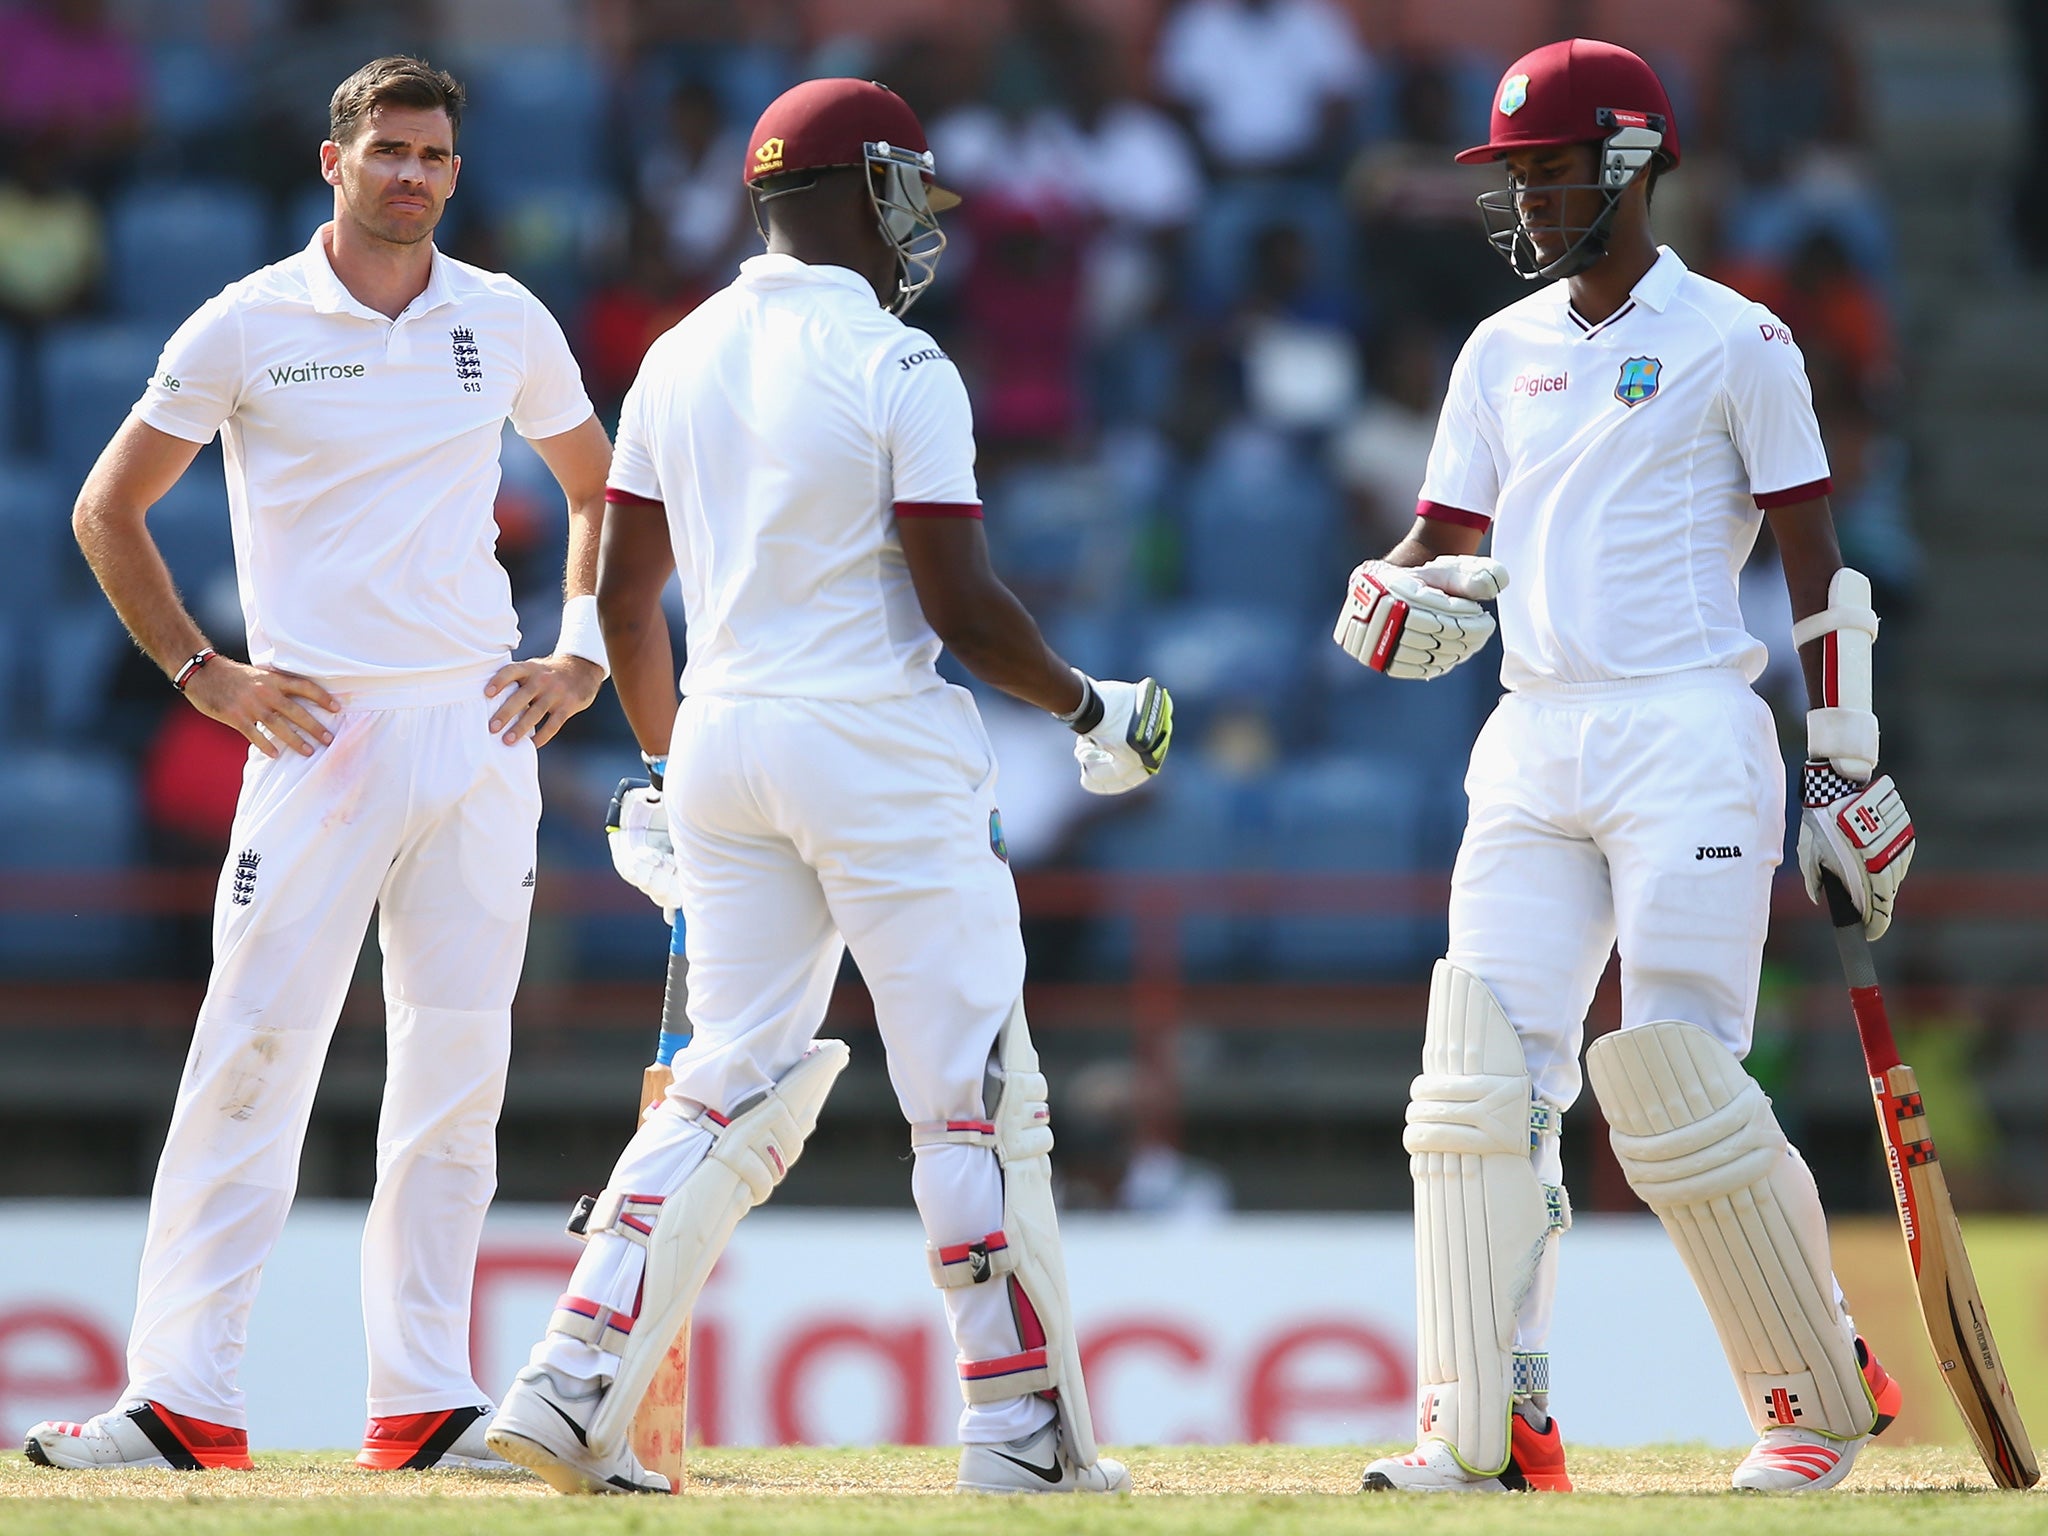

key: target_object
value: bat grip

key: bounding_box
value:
[1821,870,1862,930]
[1821,873,1902,1074]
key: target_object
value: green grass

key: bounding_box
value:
[0,1445,2037,1534]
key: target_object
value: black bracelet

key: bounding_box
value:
[1055,670,1106,735]
[172,647,218,692]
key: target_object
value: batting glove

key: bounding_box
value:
[1333,558,1505,680]
[606,777,684,920]
[1061,672,1173,796]
[1797,762,1914,941]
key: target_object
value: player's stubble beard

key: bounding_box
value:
[336,162,444,249]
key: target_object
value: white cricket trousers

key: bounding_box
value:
[1447,668,1805,1359]
[124,667,540,1427]
[537,687,1052,1444]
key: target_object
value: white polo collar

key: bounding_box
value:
[299,224,459,324]
[1629,245,1687,312]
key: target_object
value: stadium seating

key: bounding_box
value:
[1257,752,1436,977]
[146,462,237,606]
[39,323,169,482]
[1181,423,1338,613]
[0,329,18,454]
[0,748,142,972]
[108,182,273,325]
[452,48,605,213]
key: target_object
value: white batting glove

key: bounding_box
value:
[1061,672,1174,796]
[605,778,684,920]
[1797,762,1914,941]
[1412,553,1510,603]
[1333,559,1503,680]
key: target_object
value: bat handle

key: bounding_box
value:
[1820,872,1902,1075]
[1820,870,1863,930]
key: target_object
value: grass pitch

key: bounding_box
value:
[0,1444,2037,1534]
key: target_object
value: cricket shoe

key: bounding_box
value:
[957,1416,1132,1494]
[482,1365,668,1495]
[1731,1335,1902,1493]
[1362,1412,1573,1493]
[358,1405,511,1471]
[24,1402,253,1470]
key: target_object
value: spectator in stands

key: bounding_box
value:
[636,78,750,285]
[1154,0,1371,179]
[1233,221,1358,435]
[1344,57,1523,333]
[1706,0,1890,280]
[0,0,143,185]
[1708,0,1866,187]
[1329,320,1445,551]
[955,193,1088,463]
[0,130,105,330]
[578,208,697,415]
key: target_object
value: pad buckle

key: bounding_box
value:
[565,1193,597,1241]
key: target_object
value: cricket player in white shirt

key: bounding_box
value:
[1334,41,1916,1495]
[27,57,614,1473]
[486,78,1166,1497]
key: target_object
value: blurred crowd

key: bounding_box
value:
[0,0,1922,983]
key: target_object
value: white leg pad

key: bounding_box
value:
[583,1039,849,1454]
[1402,961,1569,1477]
[913,1002,1104,1469]
[1586,1021,1874,1440]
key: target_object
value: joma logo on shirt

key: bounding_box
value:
[899,347,948,371]
[267,361,366,386]
[1696,844,1742,860]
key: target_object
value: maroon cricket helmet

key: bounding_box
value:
[743,77,960,209]
[1456,38,1680,169]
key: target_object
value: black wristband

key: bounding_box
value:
[1056,671,1106,736]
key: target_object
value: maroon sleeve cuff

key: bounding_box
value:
[1416,498,1492,531]
[605,486,663,509]
[1752,476,1832,510]
[894,501,984,519]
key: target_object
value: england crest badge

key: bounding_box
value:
[1615,356,1662,407]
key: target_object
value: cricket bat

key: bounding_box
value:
[1822,873,2040,1488]
[629,919,691,1491]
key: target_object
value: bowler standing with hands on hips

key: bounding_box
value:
[27,55,615,1474]
[1334,39,1916,1497]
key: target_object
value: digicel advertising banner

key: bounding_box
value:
[11,1204,2032,1453]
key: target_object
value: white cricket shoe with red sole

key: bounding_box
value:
[957,1417,1131,1494]
[24,1402,253,1470]
[1362,1412,1573,1494]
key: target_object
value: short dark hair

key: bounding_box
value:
[329,56,465,146]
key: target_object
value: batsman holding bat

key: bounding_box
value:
[487,78,1167,1496]
[1338,40,1917,1494]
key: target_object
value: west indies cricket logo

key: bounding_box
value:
[1615,356,1662,407]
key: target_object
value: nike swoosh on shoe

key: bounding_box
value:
[993,1449,1065,1485]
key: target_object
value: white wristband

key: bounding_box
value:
[556,593,609,677]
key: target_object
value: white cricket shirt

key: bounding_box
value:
[133,228,593,683]
[1418,246,1831,689]
[607,254,981,703]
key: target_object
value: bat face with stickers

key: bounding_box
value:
[629,917,692,1491]
[1822,873,2039,1490]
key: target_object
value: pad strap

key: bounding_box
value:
[927,1230,1019,1289]
[1512,1352,1549,1398]
[550,1292,636,1353]
[959,1347,1057,1402]
[1789,604,1879,648]
[909,1117,999,1151]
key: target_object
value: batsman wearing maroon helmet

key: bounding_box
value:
[484,78,1155,1497]
[1335,41,1914,1494]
